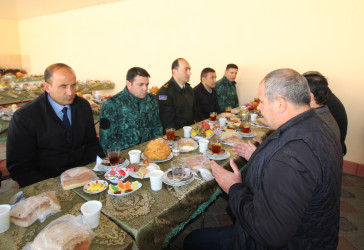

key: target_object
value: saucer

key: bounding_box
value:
[163,135,181,145]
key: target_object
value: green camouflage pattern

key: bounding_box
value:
[99,87,163,151]
[215,76,239,111]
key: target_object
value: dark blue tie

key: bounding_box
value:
[62,107,72,133]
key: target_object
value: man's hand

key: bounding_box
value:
[253,136,263,144]
[211,159,242,194]
[232,141,257,161]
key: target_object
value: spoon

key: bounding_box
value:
[9,191,23,207]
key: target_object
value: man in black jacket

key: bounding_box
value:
[303,71,348,155]
[193,67,220,121]
[156,58,198,131]
[184,69,342,249]
[7,63,104,187]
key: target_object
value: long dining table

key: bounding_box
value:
[0,115,270,250]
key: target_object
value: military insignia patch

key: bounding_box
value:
[163,83,169,88]
[159,95,167,100]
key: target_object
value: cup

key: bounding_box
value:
[172,143,180,156]
[198,139,209,154]
[0,204,11,233]
[211,142,222,155]
[242,124,251,133]
[250,113,258,122]
[128,150,141,164]
[225,106,232,113]
[219,117,227,127]
[107,147,121,166]
[166,128,175,141]
[183,126,192,138]
[171,159,185,182]
[209,112,217,121]
[80,200,102,228]
[150,170,164,191]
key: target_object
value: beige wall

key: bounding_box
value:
[0,19,22,69]
[11,0,364,163]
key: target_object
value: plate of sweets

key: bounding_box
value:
[104,167,130,184]
[224,121,243,131]
[129,162,161,179]
[83,180,108,194]
[108,180,141,196]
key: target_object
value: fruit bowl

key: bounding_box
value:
[191,133,214,141]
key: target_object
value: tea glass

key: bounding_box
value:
[107,147,121,166]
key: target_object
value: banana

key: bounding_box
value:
[87,184,95,192]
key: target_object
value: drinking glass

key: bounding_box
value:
[166,128,175,141]
[107,147,121,166]
[171,159,185,182]
[172,143,180,156]
[210,112,217,121]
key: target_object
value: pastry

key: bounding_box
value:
[138,167,147,178]
[143,138,171,160]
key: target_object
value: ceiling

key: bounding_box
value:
[0,0,122,20]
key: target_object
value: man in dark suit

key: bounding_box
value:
[7,63,104,187]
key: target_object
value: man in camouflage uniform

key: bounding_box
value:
[216,63,239,111]
[156,58,198,131]
[99,67,163,151]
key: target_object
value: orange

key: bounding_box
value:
[117,181,125,189]
[124,181,131,190]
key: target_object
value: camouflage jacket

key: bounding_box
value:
[99,87,163,151]
[215,76,239,111]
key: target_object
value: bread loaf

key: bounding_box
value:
[144,138,171,160]
[61,167,96,190]
[31,214,93,250]
[10,191,61,227]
